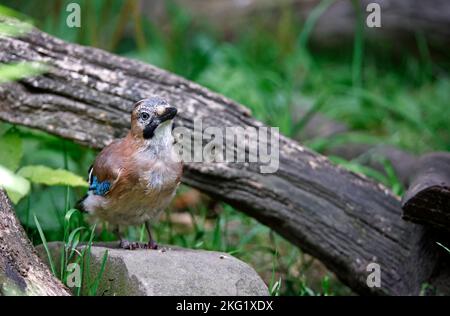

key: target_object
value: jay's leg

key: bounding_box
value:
[114,226,139,250]
[145,221,158,250]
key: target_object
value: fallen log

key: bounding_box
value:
[0,190,70,296]
[402,153,450,232]
[0,18,442,295]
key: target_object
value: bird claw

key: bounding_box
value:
[148,241,158,250]
[119,240,140,250]
[119,240,158,250]
[119,240,130,249]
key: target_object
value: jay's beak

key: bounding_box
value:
[158,106,178,123]
[143,105,178,139]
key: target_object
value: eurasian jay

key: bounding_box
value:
[76,97,182,250]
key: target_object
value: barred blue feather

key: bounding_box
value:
[89,175,111,196]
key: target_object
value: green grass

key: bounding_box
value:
[437,242,450,254]
[34,201,109,295]
[1,0,448,296]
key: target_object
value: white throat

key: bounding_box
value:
[145,120,174,158]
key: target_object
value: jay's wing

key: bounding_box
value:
[88,140,127,196]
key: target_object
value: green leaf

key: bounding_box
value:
[0,62,48,83]
[0,128,23,171]
[0,10,33,37]
[17,165,88,187]
[0,5,32,21]
[0,165,30,204]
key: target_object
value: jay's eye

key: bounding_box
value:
[140,112,150,121]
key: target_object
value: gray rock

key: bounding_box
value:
[35,242,269,296]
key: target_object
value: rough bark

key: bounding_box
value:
[402,153,450,232]
[0,19,443,295]
[0,190,70,296]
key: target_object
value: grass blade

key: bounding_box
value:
[437,242,450,254]
[34,214,57,276]
[89,250,108,296]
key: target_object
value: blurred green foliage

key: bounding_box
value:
[1,0,449,295]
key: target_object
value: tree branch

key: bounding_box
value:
[402,152,450,232]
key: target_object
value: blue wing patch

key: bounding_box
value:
[89,176,111,196]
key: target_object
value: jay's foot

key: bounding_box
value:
[119,240,141,250]
[147,240,158,250]
[119,240,158,250]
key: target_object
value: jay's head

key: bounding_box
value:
[131,97,177,140]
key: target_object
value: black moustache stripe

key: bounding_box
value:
[143,120,159,139]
